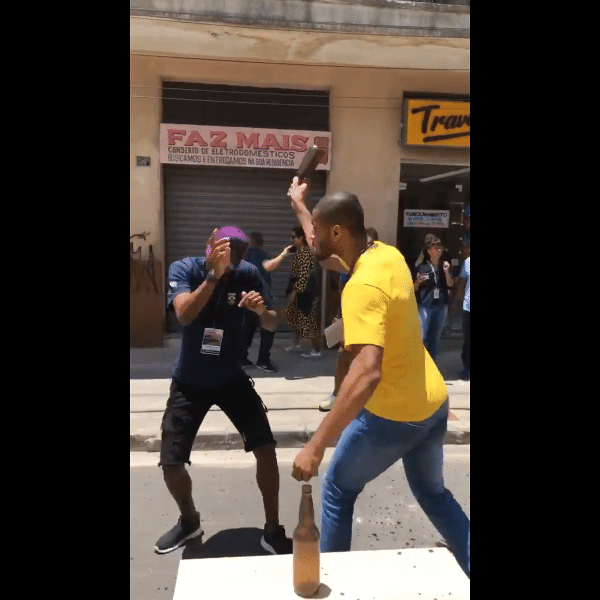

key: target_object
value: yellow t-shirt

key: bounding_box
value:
[342,241,447,422]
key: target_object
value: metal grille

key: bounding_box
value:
[164,165,327,333]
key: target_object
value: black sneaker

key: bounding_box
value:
[260,525,293,555]
[256,361,278,373]
[154,513,203,555]
[241,358,254,369]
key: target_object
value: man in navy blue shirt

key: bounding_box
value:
[241,231,295,373]
[155,226,293,556]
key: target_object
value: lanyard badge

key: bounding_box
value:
[201,328,224,355]
[428,262,440,299]
[200,283,228,355]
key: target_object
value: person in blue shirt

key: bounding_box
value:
[457,250,470,380]
[462,205,470,248]
[241,232,295,373]
[155,226,293,557]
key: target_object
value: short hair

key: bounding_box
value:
[292,225,307,244]
[315,191,365,237]
[422,238,444,262]
[366,227,379,241]
[250,231,263,246]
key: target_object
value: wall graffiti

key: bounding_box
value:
[130,232,160,294]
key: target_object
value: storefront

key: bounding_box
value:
[160,83,330,333]
[397,97,470,335]
[130,45,469,347]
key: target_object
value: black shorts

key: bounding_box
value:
[159,373,276,466]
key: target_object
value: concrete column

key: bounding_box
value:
[327,71,401,246]
[130,57,163,263]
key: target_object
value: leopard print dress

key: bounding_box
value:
[284,246,319,339]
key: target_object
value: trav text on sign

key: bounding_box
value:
[403,100,470,148]
[160,124,331,170]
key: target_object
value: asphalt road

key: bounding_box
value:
[130,446,470,600]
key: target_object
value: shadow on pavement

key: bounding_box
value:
[181,527,269,560]
[130,365,174,379]
[130,335,466,381]
[251,352,338,381]
[313,584,332,599]
[129,345,339,381]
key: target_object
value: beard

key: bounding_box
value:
[314,240,334,261]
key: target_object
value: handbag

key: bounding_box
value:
[296,291,314,314]
[296,270,318,315]
[285,275,297,297]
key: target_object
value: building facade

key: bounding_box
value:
[130,0,470,347]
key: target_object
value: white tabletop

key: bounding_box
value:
[173,547,469,599]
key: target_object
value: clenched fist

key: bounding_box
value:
[287,176,309,210]
[292,445,323,482]
[239,291,266,316]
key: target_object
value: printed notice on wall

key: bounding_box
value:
[160,124,331,170]
[404,210,450,228]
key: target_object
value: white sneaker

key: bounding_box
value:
[319,393,336,412]
[285,345,301,353]
[301,350,322,359]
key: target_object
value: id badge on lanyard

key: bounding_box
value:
[201,286,225,355]
[429,262,440,299]
[201,328,224,355]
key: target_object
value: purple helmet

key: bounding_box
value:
[206,226,249,256]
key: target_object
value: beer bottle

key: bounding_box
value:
[293,484,320,598]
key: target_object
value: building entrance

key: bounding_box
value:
[397,163,470,337]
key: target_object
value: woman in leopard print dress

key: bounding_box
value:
[283,226,321,357]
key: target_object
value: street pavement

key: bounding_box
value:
[130,334,470,453]
[130,446,470,600]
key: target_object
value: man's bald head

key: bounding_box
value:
[315,191,366,237]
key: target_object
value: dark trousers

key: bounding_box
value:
[461,309,470,372]
[242,312,275,364]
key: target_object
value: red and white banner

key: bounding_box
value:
[160,124,331,170]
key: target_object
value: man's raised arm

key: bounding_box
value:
[172,231,230,325]
[287,176,315,250]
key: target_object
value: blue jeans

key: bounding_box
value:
[462,310,470,373]
[320,400,470,577]
[418,305,448,361]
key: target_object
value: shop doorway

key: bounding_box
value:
[397,163,470,337]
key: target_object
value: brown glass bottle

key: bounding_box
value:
[293,484,320,598]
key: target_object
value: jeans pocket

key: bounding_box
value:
[403,422,429,433]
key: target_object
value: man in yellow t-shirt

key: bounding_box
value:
[287,178,470,578]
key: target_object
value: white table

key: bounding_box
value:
[173,547,469,599]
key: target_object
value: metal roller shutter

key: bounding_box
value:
[164,165,327,333]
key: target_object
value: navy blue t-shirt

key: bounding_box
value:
[167,257,275,387]
[415,262,451,307]
[244,247,272,289]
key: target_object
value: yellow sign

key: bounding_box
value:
[404,100,470,147]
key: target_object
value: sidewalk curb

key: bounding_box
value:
[130,422,469,452]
